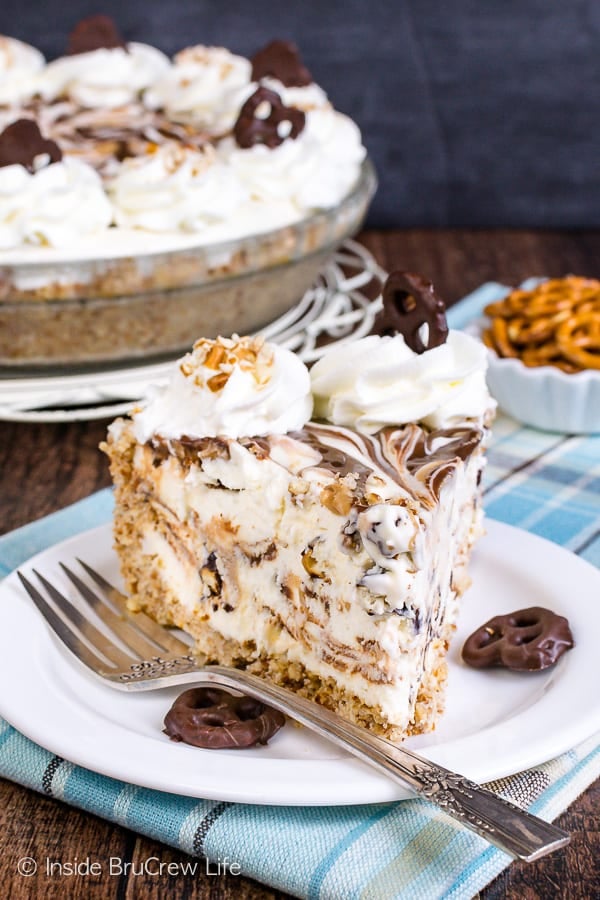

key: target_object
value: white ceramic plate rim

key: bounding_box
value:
[0,519,599,806]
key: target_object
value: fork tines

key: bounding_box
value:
[17,561,191,678]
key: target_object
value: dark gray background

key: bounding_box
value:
[2,0,598,228]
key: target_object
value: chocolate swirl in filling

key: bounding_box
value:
[297,422,484,505]
[148,420,484,506]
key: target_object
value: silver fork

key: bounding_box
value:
[18,560,569,862]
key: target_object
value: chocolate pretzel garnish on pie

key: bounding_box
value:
[251,39,313,87]
[462,606,574,672]
[67,15,127,55]
[164,687,285,749]
[373,271,449,354]
[0,120,62,172]
[234,86,305,149]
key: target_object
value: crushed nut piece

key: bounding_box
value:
[320,483,353,516]
[207,372,230,392]
[180,335,276,392]
[203,343,228,370]
[289,478,310,496]
[301,545,329,579]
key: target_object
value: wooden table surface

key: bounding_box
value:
[1,229,598,899]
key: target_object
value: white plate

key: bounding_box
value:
[0,519,598,806]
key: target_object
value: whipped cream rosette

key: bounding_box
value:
[248,39,329,111]
[311,270,494,432]
[0,119,112,249]
[144,46,252,135]
[0,35,45,106]
[310,331,492,433]
[256,77,329,112]
[144,39,330,137]
[293,109,365,208]
[39,43,170,108]
[220,106,365,211]
[107,143,249,233]
[0,158,113,249]
[132,335,313,442]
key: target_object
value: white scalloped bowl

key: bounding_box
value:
[484,346,600,434]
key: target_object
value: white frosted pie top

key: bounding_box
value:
[0,21,367,260]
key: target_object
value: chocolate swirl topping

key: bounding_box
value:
[16,101,209,175]
[149,420,484,508]
[373,271,449,354]
[67,15,127,56]
[298,421,484,506]
[0,119,62,172]
[251,39,313,87]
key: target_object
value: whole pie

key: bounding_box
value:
[0,18,371,364]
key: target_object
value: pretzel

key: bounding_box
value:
[67,15,127,55]
[164,687,285,749]
[251,39,313,87]
[462,607,574,671]
[0,119,62,172]
[483,276,600,373]
[233,86,305,149]
[556,311,600,370]
[373,270,448,353]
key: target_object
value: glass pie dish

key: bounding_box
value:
[0,159,376,370]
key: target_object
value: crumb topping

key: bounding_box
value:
[179,334,274,393]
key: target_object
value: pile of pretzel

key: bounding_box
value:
[483,276,600,372]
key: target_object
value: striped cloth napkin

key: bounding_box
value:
[0,283,599,900]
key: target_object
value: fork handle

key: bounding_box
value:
[198,666,569,861]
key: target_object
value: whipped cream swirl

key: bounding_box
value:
[258,76,329,112]
[108,143,248,233]
[220,107,365,210]
[0,157,112,249]
[143,47,329,135]
[133,335,313,441]
[145,45,252,135]
[310,331,494,433]
[39,43,170,108]
[0,36,45,105]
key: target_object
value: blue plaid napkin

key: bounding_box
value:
[1,284,599,900]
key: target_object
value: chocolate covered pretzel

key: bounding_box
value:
[462,606,574,671]
[0,119,62,172]
[233,86,305,149]
[251,39,313,87]
[373,271,449,354]
[67,15,127,55]
[164,687,285,749]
